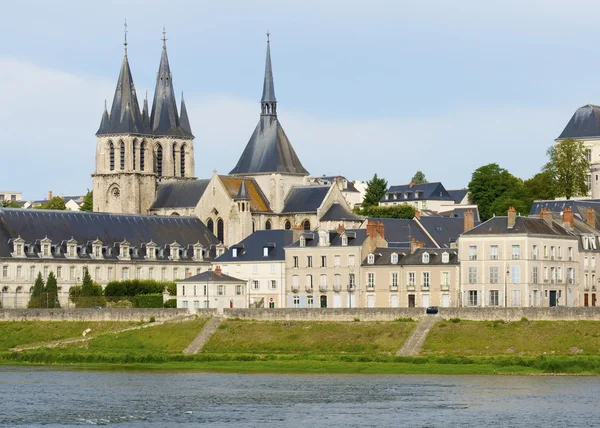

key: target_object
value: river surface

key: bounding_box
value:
[0,366,599,427]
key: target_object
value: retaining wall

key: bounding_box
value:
[0,308,197,322]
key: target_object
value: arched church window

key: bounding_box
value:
[120,142,125,170]
[265,220,272,230]
[140,141,146,171]
[132,140,137,170]
[207,218,214,233]
[284,220,291,230]
[217,218,224,243]
[172,143,177,176]
[156,144,163,177]
[303,220,310,231]
[180,144,186,177]
[109,142,115,171]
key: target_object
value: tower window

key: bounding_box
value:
[140,141,145,171]
[120,141,125,170]
[284,221,291,230]
[172,143,177,176]
[180,144,186,177]
[156,144,163,177]
[217,218,224,242]
[265,220,272,230]
[132,140,137,170]
[207,218,214,233]
[109,142,115,171]
[303,220,310,231]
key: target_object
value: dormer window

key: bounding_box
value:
[232,248,238,258]
[299,236,306,247]
[41,237,52,258]
[341,235,348,246]
[592,236,598,250]
[318,230,330,247]
[11,236,25,258]
[193,243,203,261]
[119,240,131,260]
[442,252,449,263]
[263,247,269,257]
[584,236,589,250]
[422,252,430,264]
[216,245,225,257]
[391,253,398,264]
[146,241,157,260]
[367,253,375,265]
[170,242,180,261]
[16,244,23,256]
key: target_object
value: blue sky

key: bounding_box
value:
[2,0,599,199]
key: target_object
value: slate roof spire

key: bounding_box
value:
[229,34,308,176]
[96,23,144,136]
[142,91,151,133]
[235,181,251,200]
[96,100,111,135]
[179,92,193,136]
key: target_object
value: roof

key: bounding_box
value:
[286,229,368,248]
[235,181,250,200]
[261,38,276,103]
[150,180,210,210]
[447,189,469,204]
[320,202,361,221]
[530,200,600,230]
[462,216,575,237]
[365,218,436,248]
[0,208,219,259]
[217,230,294,262]
[438,207,481,222]
[362,247,459,266]
[281,185,330,213]
[318,176,359,193]
[557,104,600,140]
[417,216,469,249]
[219,176,271,212]
[179,270,244,283]
[382,182,453,202]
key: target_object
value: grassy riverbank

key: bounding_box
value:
[2,318,600,374]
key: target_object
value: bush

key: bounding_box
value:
[104,279,174,298]
[450,318,461,323]
[353,204,416,219]
[163,299,177,308]
[133,294,164,308]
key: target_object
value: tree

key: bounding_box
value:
[1,200,19,208]
[362,174,388,207]
[45,272,60,308]
[40,197,66,210]
[524,171,557,202]
[80,190,93,212]
[411,170,428,184]
[490,196,530,220]
[71,268,104,307]
[28,272,45,308]
[355,204,416,219]
[544,138,589,200]
[468,163,523,221]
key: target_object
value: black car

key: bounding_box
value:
[426,306,439,314]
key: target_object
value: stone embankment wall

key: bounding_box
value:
[223,307,600,322]
[0,308,214,322]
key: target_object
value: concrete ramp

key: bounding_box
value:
[183,317,223,355]
[396,316,438,356]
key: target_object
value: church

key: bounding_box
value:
[92,32,361,246]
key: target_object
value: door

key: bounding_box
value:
[367,295,375,308]
[320,295,327,308]
[408,294,415,308]
[441,294,450,308]
[269,301,275,308]
[422,294,430,308]
[333,294,342,308]
[390,295,399,308]
[549,290,557,307]
[585,293,589,307]
[593,294,597,307]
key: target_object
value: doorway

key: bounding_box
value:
[549,290,557,307]
[320,295,327,308]
[408,294,415,308]
[585,293,589,307]
[593,294,597,307]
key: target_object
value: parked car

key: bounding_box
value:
[426,306,439,315]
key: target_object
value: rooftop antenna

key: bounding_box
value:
[124,19,128,55]
[162,26,167,47]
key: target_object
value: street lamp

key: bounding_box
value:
[505,264,510,307]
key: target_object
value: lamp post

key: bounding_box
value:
[505,264,509,307]
[348,266,354,308]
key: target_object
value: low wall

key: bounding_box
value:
[0,308,192,322]
[224,307,600,322]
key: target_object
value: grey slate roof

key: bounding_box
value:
[0,208,219,259]
[462,216,574,237]
[417,216,469,248]
[216,230,293,262]
[286,229,368,248]
[365,218,436,248]
[235,181,250,200]
[281,185,330,213]
[382,182,453,202]
[530,200,600,231]
[558,104,600,140]
[150,180,210,210]
[179,94,193,135]
[438,207,481,222]
[261,39,276,103]
[362,247,459,266]
[318,176,359,192]
[179,271,244,283]
[447,189,469,204]
[320,202,361,221]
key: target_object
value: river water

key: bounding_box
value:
[0,366,599,427]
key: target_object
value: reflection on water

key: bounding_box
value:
[0,367,598,427]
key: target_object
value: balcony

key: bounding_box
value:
[333,284,342,292]
[441,284,450,291]
[347,284,356,292]
[389,284,398,291]
[319,284,327,292]
[366,285,375,291]
[584,286,590,291]
[291,284,299,293]
[421,285,430,291]
[593,286,597,292]
[305,285,313,293]
[407,284,416,291]
[567,279,574,285]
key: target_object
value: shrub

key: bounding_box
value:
[133,294,164,308]
[353,318,360,322]
[394,317,415,322]
[520,317,529,322]
[104,279,175,298]
[163,299,177,308]
[450,318,461,323]
[149,316,156,323]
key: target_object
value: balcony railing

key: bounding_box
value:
[333,284,342,292]
[366,285,375,291]
[407,284,416,291]
[421,285,430,291]
[347,284,355,292]
[291,284,299,293]
[305,285,313,293]
[389,284,398,291]
[441,284,450,291]
[319,284,327,292]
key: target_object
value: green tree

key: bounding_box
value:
[80,190,93,212]
[468,163,523,221]
[411,170,428,184]
[0,200,20,208]
[45,271,60,308]
[355,204,415,219]
[72,268,105,307]
[28,272,45,308]
[490,197,530,220]
[362,174,388,207]
[40,197,66,210]
[524,171,557,202]
[544,138,589,200]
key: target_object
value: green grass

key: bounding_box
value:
[424,320,600,356]
[204,320,416,354]
[0,321,139,351]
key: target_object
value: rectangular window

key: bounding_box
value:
[136,267,141,279]
[468,245,477,260]
[253,264,258,274]
[70,266,75,280]
[173,268,178,279]
[270,264,276,274]
[56,266,62,278]
[489,266,499,284]
[532,245,538,260]
[122,267,129,280]
[348,255,355,267]
[149,267,154,279]
[585,256,589,267]
[2,266,7,278]
[334,274,341,288]
[194,300,200,309]
[532,266,538,284]
[252,280,259,290]
[334,255,341,267]
[408,272,416,285]
[307,256,313,268]
[217,285,224,296]
[391,272,398,287]
[108,267,114,280]
[161,268,166,280]
[293,295,300,308]
[43,266,48,278]
[510,290,521,307]
[293,256,299,268]
[182,285,186,296]
[468,267,477,284]
[468,290,478,306]
[511,266,521,284]
[321,256,327,268]
[320,275,327,287]
[307,296,314,308]
[422,272,430,288]
[511,245,520,260]
[29,266,35,279]
[441,271,449,286]
[270,280,277,289]
[263,247,269,257]
[367,273,375,289]
[235,285,242,295]
[95,267,100,280]
[489,290,499,306]
[557,246,562,259]
[16,266,21,278]
[489,245,498,260]
[349,273,355,288]
[183,301,188,309]
[568,247,573,260]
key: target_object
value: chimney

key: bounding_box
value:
[215,265,222,276]
[414,210,421,219]
[376,221,385,240]
[587,208,596,228]
[562,207,574,229]
[48,190,53,200]
[463,209,474,232]
[409,181,415,188]
[507,206,517,228]
[541,208,553,227]
[292,224,304,243]
[410,237,417,254]
[336,223,345,234]
[366,220,377,238]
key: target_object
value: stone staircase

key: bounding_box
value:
[396,316,438,356]
[182,316,223,355]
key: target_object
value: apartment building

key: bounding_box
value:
[176,266,246,311]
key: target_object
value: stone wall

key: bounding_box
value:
[224,307,600,321]
[0,308,196,322]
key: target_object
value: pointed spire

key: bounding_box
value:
[96,100,111,135]
[142,91,151,133]
[179,92,193,136]
[123,19,128,55]
[235,181,250,200]
[261,32,277,115]
[150,27,182,136]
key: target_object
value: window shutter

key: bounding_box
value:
[498,291,503,307]
[463,291,468,306]
[287,296,294,308]
[486,291,490,307]
[300,296,306,308]
[476,292,481,307]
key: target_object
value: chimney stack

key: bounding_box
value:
[463,209,474,232]
[48,190,53,200]
[507,206,517,228]
[414,210,421,219]
[366,220,377,238]
[215,265,222,276]
[587,208,596,229]
[410,237,417,254]
[376,221,385,240]
[562,207,574,229]
[541,208,553,227]
[292,224,304,243]
[336,223,345,234]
